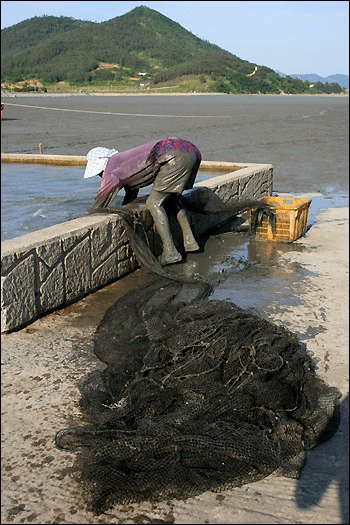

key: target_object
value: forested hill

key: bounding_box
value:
[1,6,344,95]
[1,15,96,56]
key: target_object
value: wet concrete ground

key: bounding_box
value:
[1,202,349,524]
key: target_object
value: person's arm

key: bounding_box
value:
[122,187,139,205]
[92,173,121,210]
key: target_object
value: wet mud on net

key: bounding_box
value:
[55,204,341,515]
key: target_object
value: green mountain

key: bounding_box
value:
[1,6,344,94]
[1,15,96,57]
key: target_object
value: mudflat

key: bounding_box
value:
[1,93,349,195]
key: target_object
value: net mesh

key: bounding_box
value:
[55,203,341,515]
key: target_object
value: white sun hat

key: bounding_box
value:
[84,147,118,178]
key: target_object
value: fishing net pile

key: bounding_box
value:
[55,203,341,515]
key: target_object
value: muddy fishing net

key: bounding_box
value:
[55,200,341,515]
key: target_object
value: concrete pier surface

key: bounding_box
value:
[1,202,348,524]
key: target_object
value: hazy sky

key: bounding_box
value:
[1,1,349,77]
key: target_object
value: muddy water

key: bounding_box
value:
[181,192,349,321]
[1,93,349,318]
[0,163,218,241]
[183,222,312,320]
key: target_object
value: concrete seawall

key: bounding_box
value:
[1,160,273,333]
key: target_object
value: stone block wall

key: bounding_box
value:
[1,162,272,333]
[1,215,140,333]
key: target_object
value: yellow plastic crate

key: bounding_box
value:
[249,196,311,242]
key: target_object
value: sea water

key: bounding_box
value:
[1,161,348,242]
[0,163,221,242]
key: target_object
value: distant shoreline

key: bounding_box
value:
[1,91,349,98]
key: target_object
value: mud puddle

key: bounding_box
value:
[181,192,349,319]
[182,226,310,319]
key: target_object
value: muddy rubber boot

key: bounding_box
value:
[158,251,182,266]
[146,190,182,266]
[176,208,200,252]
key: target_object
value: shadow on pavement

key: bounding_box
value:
[295,394,349,524]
